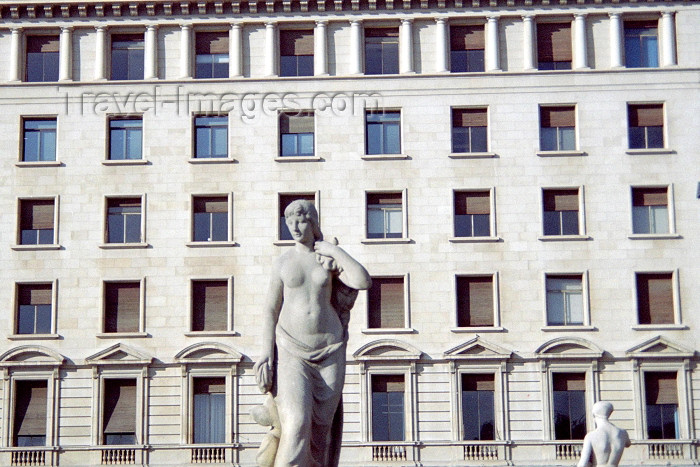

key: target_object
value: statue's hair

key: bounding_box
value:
[592,401,614,418]
[283,199,323,241]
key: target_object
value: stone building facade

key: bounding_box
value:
[0,0,697,465]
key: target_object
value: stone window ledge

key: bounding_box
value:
[632,324,687,331]
[538,235,591,242]
[275,156,322,163]
[362,328,417,335]
[15,161,62,167]
[96,332,149,339]
[11,244,61,251]
[537,150,586,157]
[102,159,149,166]
[188,157,236,164]
[451,327,505,333]
[361,154,409,161]
[628,234,681,240]
[542,325,596,332]
[626,148,674,155]
[7,334,60,340]
[186,241,238,248]
[449,236,501,243]
[361,238,412,245]
[449,152,498,159]
[99,243,149,249]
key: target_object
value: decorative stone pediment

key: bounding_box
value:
[444,336,512,361]
[175,342,243,364]
[85,343,152,366]
[0,345,65,367]
[535,337,603,360]
[626,335,695,359]
[353,339,422,362]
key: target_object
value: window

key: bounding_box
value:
[366,111,401,155]
[543,189,579,236]
[632,187,669,234]
[628,104,664,149]
[19,199,55,245]
[451,108,487,153]
[106,197,142,244]
[365,28,399,75]
[636,273,674,325]
[22,118,56,162]
[644,372,679,439]
[368,277,405,329]
[111,34,144,80]
[540,106,575,151]
[280,30,314,77]
[625,20,658,68]
[13,380,48,447]
[279,193,315,241]
[546,275,583,326]
[552,373,586,440]
[462,374,495,440]
[102,379,137,445]
[280,112,314,157]
[103,282,140,333]
[456,276,494,327]
[371,375,404,441]
[191,280,228,332]
[454,191,490,237]
[16,284,52,335]
[537,23,572,70]
[450,25,485,72]
[195,32,229,79]
[109,117,143,160]
[193,377,226,443]
[194,115,228,158]
[26,36,59,82]
[193,196,228,242]
[367,192,403,239]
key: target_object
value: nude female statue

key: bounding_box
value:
[253,200,371,467]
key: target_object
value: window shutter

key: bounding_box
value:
[372,375,405,393]
[192,281,227,331]
[103,379,137,434]
[280,30,314,55]
[636,273,674,325]
[194,196,227,213]
[462,374,495,391]
[18,284,52,306]
[27,36,60,53]
[626,20,658,30]
[195,32,229,54]
[14,381,48,436]
[457,276,493,327]
[633,188,667,206]
[365,28,399,38]
[540,107,575,128]
[543,189,578,211]
[455,191,490,215]
[194,377,226,394]
[368,278,404,328]
[537,22,572,62]
[450,25,485,51]
[105,282,140,333]
[628,104,663,127]
[112,34,143,44]
[452,108,487,128]
[109,198,141,209]
[21,200,54,230]
[645,372,678,405]
[280,112,314,133]
[367,193,402,206]
[553,373,586,391]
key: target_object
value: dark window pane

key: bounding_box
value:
[660,405,678,439]
[367,123,382,155]
[454,214,472,237]
[471,126,488,152]
[628,126,646,149]
[43,53,60,81]
[107,215,124,243]
[297,55,314,76]
[193,213,210,242]
[196,62,211,78]
[17,436,46,447]
[461,391,479,440]
[280,56,297,77]
[450,50,468,72]
[646,404,662,439]
[543,211,561,236]
[473,214,490,236]
[561,211,579,235]
[125,214,141,243]
[18,305,36,334]
[540,127,558,151]
[452,127,469,153]
[211,212,227,241]
[36,305,52,334]
[467,50,485,72]
[280,215,292,240]
[196,127,211,157]
[647,126,664,148]
[365,42,383,75]
[382,42,399,74]
[553,391,572,439]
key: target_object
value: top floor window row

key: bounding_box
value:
[9,12,677,83]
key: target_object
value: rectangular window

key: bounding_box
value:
[102,379,137,445]
[546,275,583,326]
[26,36,59,82]
[462,374,495,441]
[371,375,405,441]
[540,106,575,151]
[365,28,399,75]
[280,30,314,77]
[16,284,52,335]
[195,32,229,79]
[19,199,55,245]
[193,377,226,444]
[195,115,228,158]
[450,25,485,72]
[553,373,586,440]
[366,110,401,155]
[628,104,664,149]
[625,20,659,68]
[367,192,403,239]
[454,191,490,237]
[537,23,572,70]
[279,193,315,241]
[193,196,228,242]
[192,280,228,332]
[280,112,314,157]
[104,282,140,333]
[636,273,674,325]
[111,34,144,80]
[632,187,669,234]
[543,189,579,236]
[13,380,48,447]
[645,372,679,439]
[23,118,56,162]
[109,118,143,160]
[368,277,405,329]
[107,198,142,244]
[456,276,493,327]
[452,108,487,153]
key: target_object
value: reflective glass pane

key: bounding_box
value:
[386,209,403,237]
[450,51,468,73]
[646,404,662,439]
[650,205,669,234]
[298,133,314,156]
[628,126,646,149]
[367,123,382,155]
[566,292,584,325]
[39,229,54,245]
[210,393,226,443]
[367,208,384,238]
[127,49,144,80]
[647,126,664,148]
[454,214,472,237]
[473,214,490,236]
[39,130,56,161]
[21,229,38,245]
[383,123,400,154]
[641,35,659,67]
[211,212,228,241]
[540,127,558,151]
[196,128,211,157]
[280,56,297,77]
[365,42,383,75]
[107,214,125,243]
[43,53,59,81]
[479,391,495,440]
[212,60,229,78]
[382,42,399,74]
[126,128,142,159]
[111,49,129,79]
[471,126,488,152]
[26,54,45,82]
[546,292,565,325]
[387,391,405,441]
[632,206,651,234]
[298,55,314,76]
[23,130,40,161]
[561,211,579,235]
[543,211,562,236]
[452,127,469,153]
[36,304,52,334]
[569,391,587,439]
[553,391,571,439]
[462,391,479,440]
[111,129,126,160]
[466,49,485,72]
[125,213,141,243]
[559,127,576,150]
[17,305,36,334]
[212,126,228,157]
[196,62,212,79]
[193,393,210,443]
[194,212,211,241]
[280,216,292,240]
[625,34,642,68]
[17,436,46,447]
[281,134,297,157]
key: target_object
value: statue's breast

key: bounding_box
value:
[280,260,305,288]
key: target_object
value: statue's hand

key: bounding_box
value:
[314,239,339,258]
[254,356,273,394]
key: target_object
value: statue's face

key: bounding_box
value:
[286,213,314,243]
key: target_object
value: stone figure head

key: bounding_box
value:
[284,199,323,242]
[592,401,614,419]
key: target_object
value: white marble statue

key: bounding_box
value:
[577,401,631,467]
[253,199,372,467]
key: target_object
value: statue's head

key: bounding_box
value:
[284,199,323,242]
[592,401,614,419]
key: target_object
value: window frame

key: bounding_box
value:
[450,107,490,156]
[453,273,502,331]
[542,272,591,330]
[364,26,400,75]
[540,364,597,441]
[448,23,486,73]
[25,34,60,83]
[277,110,316,160]
[11,280,59,339]
[101,195,147,248]
[623,19,659,69]
[450,188,498,242]
[539,186,589,240]
[629,185,678,239]
[182,367,236,445]
[106,115,145,163]
[275,191,320,245]
[537,105,580,155]
[14,196,60,250]
[92,370,147,448]
[364,274,412,333]
[109,32,145,81]
[632,269,683,330]
[362,367,415,444]
[19,116,58,165]
[188,193,235,247]
[626,102,667,153]
[279,28,314,77]
[191,114,231,162]
[186,277,235,336]
[98,278,147,338]
[194,30,230,79]
[364,110,403,158]
[363,190,409,244]
[535,20,573,71]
